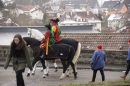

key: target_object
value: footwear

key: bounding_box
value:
[120,74,126,80]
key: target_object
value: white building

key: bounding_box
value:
[10,5,44,20]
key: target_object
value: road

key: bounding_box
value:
[0,67,129,86]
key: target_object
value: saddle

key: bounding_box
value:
[43,44,71,59]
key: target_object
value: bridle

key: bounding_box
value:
[28,29,32,37]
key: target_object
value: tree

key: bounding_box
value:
[16,14,32,26]
[97,13,102,21]
[43,12,47,24]
[0,0,4,10]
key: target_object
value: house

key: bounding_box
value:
[11,5,44,20]
[59,10,101,31]
[107,10,130,30]
[60,0,100,14]
[0,11,3,19]
[0,18,19,26]
[123,0,130,8]
[102,1,128,15]
[42,5,62,23]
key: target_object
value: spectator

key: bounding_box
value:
[90,44,106,82]
[4,34,32,86]
[120,39,130,80]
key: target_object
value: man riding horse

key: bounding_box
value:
[40,18,62,58]
[40,23,55,58]
[50,18,62,42]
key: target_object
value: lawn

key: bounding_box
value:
[57,79,130,86]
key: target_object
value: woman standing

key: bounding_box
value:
[4,34,32,86]
[90,44,106,82]
[120,40,130,80]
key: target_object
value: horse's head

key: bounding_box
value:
[27,28,33,37]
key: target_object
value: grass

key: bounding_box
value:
[57,79,130,86]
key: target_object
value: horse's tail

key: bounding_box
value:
[72,42,81,64]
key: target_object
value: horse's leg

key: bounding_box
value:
[27,69,31,77]
[68,42,81,76]
[45,60,49,75]
[53,60,58,72]
[68,47,77,79]
[66,65,72,77]
[40,58,47,78]
[70,62,77,79]
[32,61,39,75]
[59,59,67,80]
[40,61,43,72]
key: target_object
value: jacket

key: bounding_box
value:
[4,46,32,72]
[41,30,55,46]
[51,23,61,42]
[126,47,130,63]
[90,50,106,70]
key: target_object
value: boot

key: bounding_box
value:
[120,74,126,80]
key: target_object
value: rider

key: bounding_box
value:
[55,18,62,39]
[50,18,61,43]
[40,23,55,58]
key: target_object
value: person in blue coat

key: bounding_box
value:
[90,44,106,82]
[120,39,130,80]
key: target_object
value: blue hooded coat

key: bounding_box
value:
[90,50,106,70]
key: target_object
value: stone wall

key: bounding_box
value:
[0,45,128,65]
[79,50,127,65]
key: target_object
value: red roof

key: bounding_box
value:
[19,5,35,11]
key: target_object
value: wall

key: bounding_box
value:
[0,33,130,65]
[0,46,128,65]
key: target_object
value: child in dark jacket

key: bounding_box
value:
[90,44,106,82]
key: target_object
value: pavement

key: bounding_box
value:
[0,61,130,86]
[0,66,130,86]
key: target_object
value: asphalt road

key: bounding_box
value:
[0,67,130,86]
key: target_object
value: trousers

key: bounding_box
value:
[16,69,25,86]
[92,68,105,82]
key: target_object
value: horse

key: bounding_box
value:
[23,37,77,80]
[27,28,58,76]
[27,28,81,76]
[27,28,81,77]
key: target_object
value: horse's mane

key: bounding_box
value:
[23,37,40,47]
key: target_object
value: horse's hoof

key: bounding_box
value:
[66,75,69,77]
[59,77,62,80]
[55,69,58,72]
[32,73,35,75]
[55,67,58,72]
[43,75,46,78]
[27,73,30,77]
[74,76,77,80]
[47,73,49,76]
